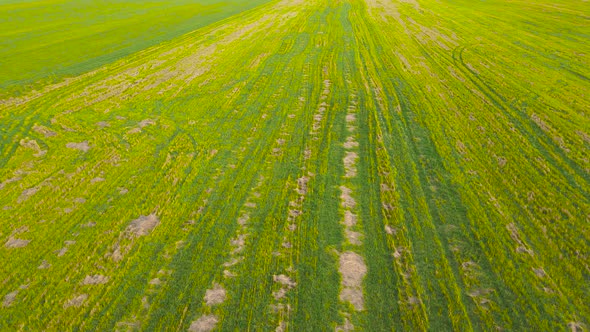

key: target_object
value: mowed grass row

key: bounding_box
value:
[1,0,589,330]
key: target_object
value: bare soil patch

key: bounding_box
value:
[384,225,396,235]
[189,315,218,332]
[81,275,109,285]
[568,322,586,332]
[66,141,91,152]
[533,268,546,278]
[139,119,156,128]
[273,274,296,288]
[32,124,57,137]
[273,288,288,300]
[127,214,159,237]
[18,187,39,202]
[238,214,249,226]
[2,290,18,307]
[5,237,30,248]
[223,257,243,267]
[339,251,367,311]
[38,260,51,269]
[231,234,246,254]
[343,211,357,227]
[343,152,358,178]
[340,288,364,311]
[20,138,46,157]
[468,288,493,298]
[64,294,88,308]
[336,317,354,332]
[91,177,105,184]
[296,176,309,195]
[340,186,356,209]
[343,137,359,149]
[204,283,226,306]
[345,230,363,246]
[0,176,22,190]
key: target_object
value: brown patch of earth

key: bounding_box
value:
[343,211,357,227]
[81,275,109,285]
[127,214,159,237]
[91,177,105,184]
[204,283,226,306]
[339,251,367,311]
[273,288,288,300]
[231,235,246,254]
[66,141,91,152]
[64,294,88,308]
[238,214,249,226]
[340,186,356,209]
[273,274,296,288]
[20,138,46,157]
[568,322,586,332]
[384,225,396,235]
[296,176,309,195]
[57,240,75,257]
[5,237,30,248]
[2,290,18,307]
[335,317,354,332]
[223,270,236,278]
[18,187,39,202]
[345,230,363,246]
[38,260,51,269]
[223,257,243,267]
[32,124,57,137]
[345,114,356,124]
[533,268,546,278]
[468,288,493,298]
[0,176,22,190]
[343,137,359,149]
[139,119,156,128]
[189,315,218,332]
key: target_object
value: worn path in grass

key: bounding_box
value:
[1,0,589,330]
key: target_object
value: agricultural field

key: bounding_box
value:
[0,0,589,330]
[0,0,271,97]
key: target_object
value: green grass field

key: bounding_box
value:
[1,0,589,330]
[0,0,271,97]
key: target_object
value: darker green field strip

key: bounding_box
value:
[1,0,589,330]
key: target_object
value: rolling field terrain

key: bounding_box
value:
[1,0,589,330]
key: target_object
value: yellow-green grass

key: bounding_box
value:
[0,0,271,98]
[0,0,589,330]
